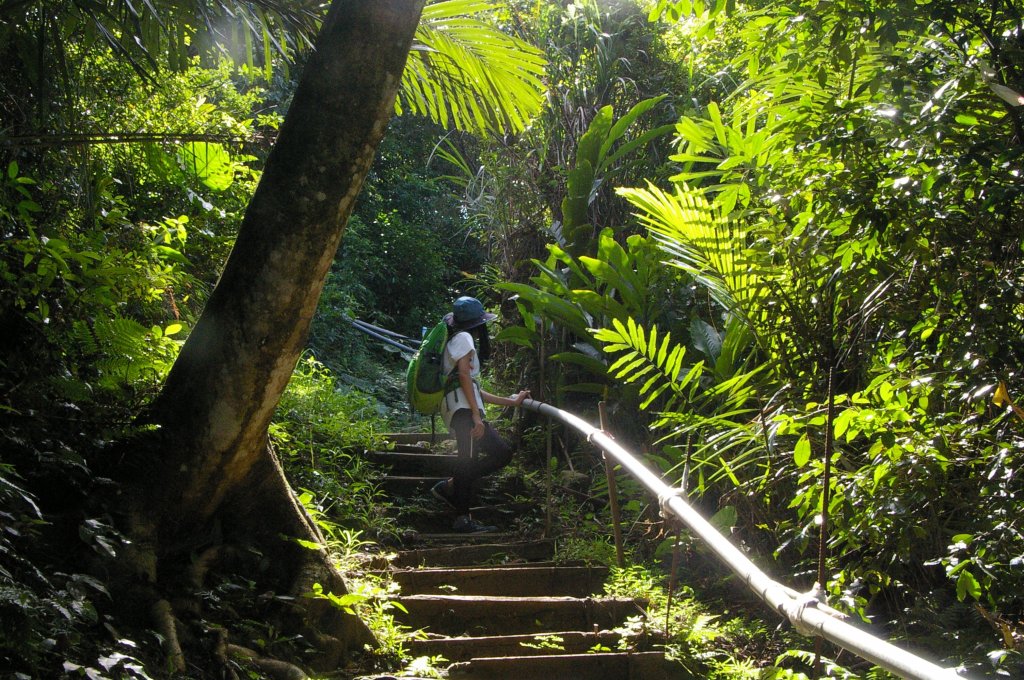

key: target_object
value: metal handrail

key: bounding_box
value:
[347,317,417,354]
[520,398,967,680]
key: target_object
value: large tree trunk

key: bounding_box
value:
[121,0,425,670]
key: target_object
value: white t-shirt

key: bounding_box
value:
[440,331,484,428]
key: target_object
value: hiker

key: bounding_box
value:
[431,296,530,533]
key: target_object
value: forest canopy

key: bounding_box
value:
[1,0,1023,678]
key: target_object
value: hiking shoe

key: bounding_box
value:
[431,479,456,509]
[452,515,497,533]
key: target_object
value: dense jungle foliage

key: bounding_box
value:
[2,0,1023,678]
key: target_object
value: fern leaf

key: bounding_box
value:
[666,345,685,380]
[610,317,630,341]
[654,328,666,367]
[679,361,705,399]
[640,383,668,410]
[95,317,149,354]
[630,364,656,381]
[594,316,695,413]
[71,320,99,354]
[627,317,642,353]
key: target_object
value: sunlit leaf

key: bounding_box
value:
[793,435,811,468]
[956,570,981,601]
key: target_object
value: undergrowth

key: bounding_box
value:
[272,354,442,675]
[273,354,398,542]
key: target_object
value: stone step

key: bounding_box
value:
[370,557,582,572]
[400,506,523,534]
[407,629,644,661]
[380,474,449,495]
[394,594,646,636]
[366,450,460,474]
[391,538,554,568]
[404,530,518,543]
[381,476,524,503]
[446,651,687,680]
[383,432,453,446]
[390,564,608,597]
[387,443,433,453]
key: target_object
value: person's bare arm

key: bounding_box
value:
[481,388,531,408]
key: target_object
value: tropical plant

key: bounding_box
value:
[400,0,546,136]
[273,355,396,537]
[497,227,687,398]
[0,0,320,80]
[602,2,1024,673]
[558,96,675,255]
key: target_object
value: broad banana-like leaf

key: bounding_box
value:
[549,351,607,377]
[494,325,539,349]
[578,106,614,169]
[598,95,668,169]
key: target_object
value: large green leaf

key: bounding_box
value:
[578,105,614,169]
[177,142,234,191]
[597,95,668,170]
[494,325,539,349]
[549,351,607,377]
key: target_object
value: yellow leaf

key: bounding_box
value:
[993,381,1010,407]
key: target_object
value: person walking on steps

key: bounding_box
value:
[431,296,530,533]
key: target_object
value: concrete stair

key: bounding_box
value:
[407,629,627,661]
[365,433,688,680]
[366,450,460,474]
[387,564,609,596]
[447,651,682,679]
[396,593,644,636]
[388,538,555,568]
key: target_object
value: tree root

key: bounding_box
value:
[212,628,240,680]
[152,597,315,679]
[226,644,308,680]
[187,544,222,589]
[151,599,186,673]
[116,440,375,674]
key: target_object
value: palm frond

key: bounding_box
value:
[593,317,699,411]
[400,0,546,135]
[618,182,775,319]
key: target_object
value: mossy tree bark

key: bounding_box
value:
[122,0,426,668]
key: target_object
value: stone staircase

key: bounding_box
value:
[362,434,690,680]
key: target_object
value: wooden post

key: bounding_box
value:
[541,331,552,537]
[599,402,625,568]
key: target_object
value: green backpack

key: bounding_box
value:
[406,320,456,414]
